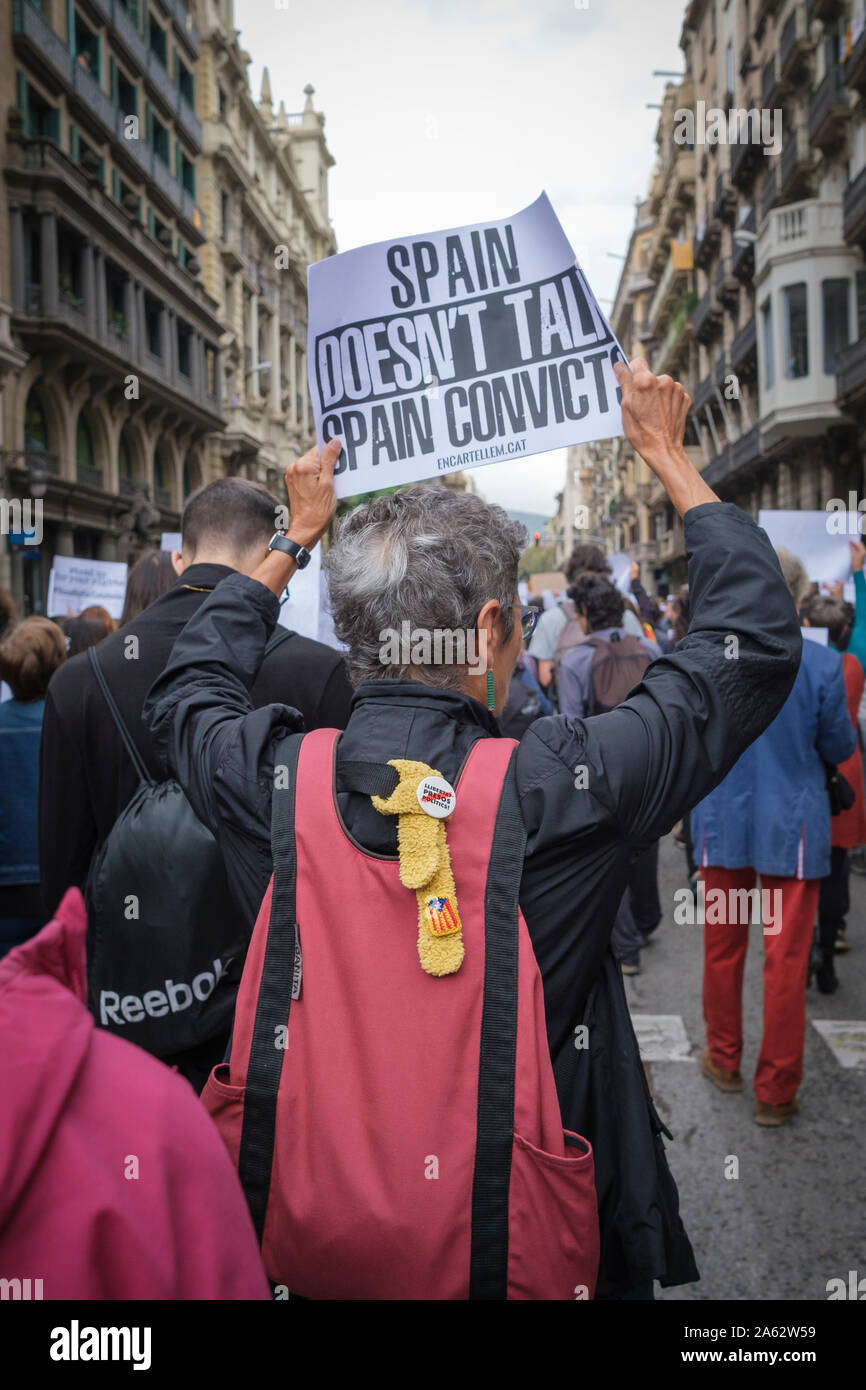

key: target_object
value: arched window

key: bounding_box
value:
[154,452,165,491]
[24,390,48,450]
[75,414,95,468]
[118,431,134,480]
[182,459,191,498]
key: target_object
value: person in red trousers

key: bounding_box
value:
[689,550,856,1126]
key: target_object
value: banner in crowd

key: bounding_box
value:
[160,532,182,553]
[47,556,128,621]
[307,192,626,497]
[758,510,858,599]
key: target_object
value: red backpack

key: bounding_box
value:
[203,729,599,1300]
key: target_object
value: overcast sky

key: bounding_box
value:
[235,0,688,517]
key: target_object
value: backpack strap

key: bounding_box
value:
[237,729,304,1244]
[469,743,526,1300]
[88,646,154,787]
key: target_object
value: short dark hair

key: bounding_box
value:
[568,573,625,632]
[801,594,851,649]
[181,477,280,561]
[565,543,610,586]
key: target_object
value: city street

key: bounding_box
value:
[630,834,866,1302]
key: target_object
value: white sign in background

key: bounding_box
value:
[307,193,626,498]
[47,555,128,621]
[758,510,859,597]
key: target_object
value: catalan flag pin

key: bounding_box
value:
[424,895,461,937]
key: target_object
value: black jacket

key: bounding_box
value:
[39,562,353,917]
[143,503,801,1296]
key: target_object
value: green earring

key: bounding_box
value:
[486,669,495,711]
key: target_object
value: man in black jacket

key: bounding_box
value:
[143,362,801,1296]
[39,476,352,919]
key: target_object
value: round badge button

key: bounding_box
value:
[416,774,456,819]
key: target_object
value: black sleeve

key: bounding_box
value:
[38,677,98,915]
[142,573,303,912]
[518,501,802,852]
[630,577,656,625]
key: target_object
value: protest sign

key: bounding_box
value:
[307,193,626,497]
[802,627,829,646]
[528,571,567,597]
[47,556,128,621]
[757,510,857,586]
[160,532,182,553]
[607,551,633,595]
[276,544,321,640]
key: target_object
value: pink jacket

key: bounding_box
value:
[0,889,270,1300]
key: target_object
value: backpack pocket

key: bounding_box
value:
[201,1062,246,1169]
[507,1128,599,1300]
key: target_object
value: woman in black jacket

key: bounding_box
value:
[145,359,801,1297]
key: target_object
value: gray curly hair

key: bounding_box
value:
[325,483,526,689]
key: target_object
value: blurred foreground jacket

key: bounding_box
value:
[0,889,270,1300]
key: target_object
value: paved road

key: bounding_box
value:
[624,833,866,1301]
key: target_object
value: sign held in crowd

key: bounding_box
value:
[307,193,626,496]
[47,556,129,621]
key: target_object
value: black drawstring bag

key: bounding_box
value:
[824,761,856,817]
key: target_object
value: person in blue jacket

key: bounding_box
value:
[0,616,66,955]
[690,548,856,1126]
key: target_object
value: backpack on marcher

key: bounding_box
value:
[203,729,600,1300]
[84,631,292,1059]
[583,632,651,714]
[553,598,586,684]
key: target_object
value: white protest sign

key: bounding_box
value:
[47,555,128,620]
[607,551,633,595]
[758,510,858,587]
[160,532,182,553]
[277,543,321,640]
[307,192,625,498]
[802,626,829,646]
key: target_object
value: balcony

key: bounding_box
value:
[732,208,756,279]
[843,163,866,245]
[146,50,179,116]
[730,133,762,190]
[807,0,842,19]
[151,152,183,210]
[701,445,731,489]
[647,252,687,333]
[837,334,866,403]
[176,93,202,151]
[71,64,119,139]
[715,257,740,309]
[712,173,737,225]
[842,16,866,94]
[693,287,723,344]
[691,375,715,413]
[12,0,73,90]
[165,0,200,56]
[732,425,760,472]
[762,55,782,109]
[652,298,695,376]
[730,316,758,373]
[779,4,810,83]
[110,0,148,72]
[694,218,721,270]
[761,166,778,220]
[809,64,849,152]
[780,126,813,200]
[76,463,104,489]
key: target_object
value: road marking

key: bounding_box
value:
[630,1014,695,1062]
[811,1020,866,1071]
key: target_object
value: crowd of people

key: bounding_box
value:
[0,357,858,1299]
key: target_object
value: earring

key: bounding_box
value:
[486,669,495,711]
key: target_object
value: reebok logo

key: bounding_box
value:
[99,960,225,1026]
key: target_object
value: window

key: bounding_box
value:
[75,415,95,468]
[218,87,226,117]
[177,320,192,377]
[58,226,83,305]
[177,58,194,106]
[784,283,808,378]
[144,294,162,356]
[17,76,61,140]
[105,262,127,335]
[205,345,216,396]
[118,432,134,480]
[761,299,774,390]
[182,460,191,498]
[116,66,137,118]
[823,279,850,373]
[151,111,170,164]
[725,40,734,98]
[857,270,866,341]
[24,391,48,450]
[177,145,195,196]
[154,452,166,492]
[74,15,100,78]
[220,192,229,240]
[148,17,168,67]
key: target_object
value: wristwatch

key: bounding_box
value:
[268,532,312,568]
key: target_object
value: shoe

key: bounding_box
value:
[621,961,641,976]
[834,929,851,954]
[700,1048,743,1093]
[755,1098,799,1127]
[816,956,839,994]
